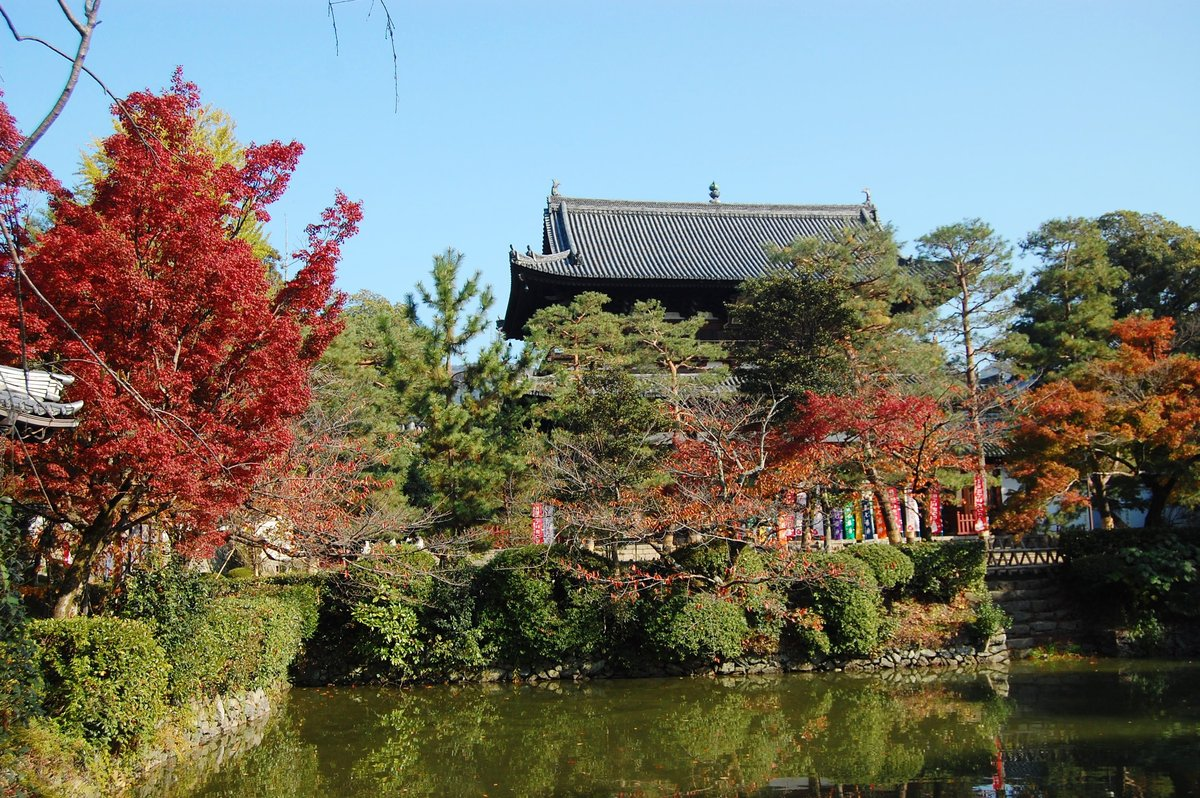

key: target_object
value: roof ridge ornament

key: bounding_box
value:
[709,181,720,203]
[550,179,560,197]
[862,187,873,205]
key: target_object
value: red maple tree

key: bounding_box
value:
[0,73,361,615]
[778,387,972,543]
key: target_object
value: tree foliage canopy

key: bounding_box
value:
[0,73,360,614]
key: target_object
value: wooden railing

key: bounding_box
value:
[987,535,1064,572]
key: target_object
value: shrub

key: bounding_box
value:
[419,563,486,673]
[846,543,915,592]
[1,508,41,735]
[669,539,732,579]
[644,592,749,663]
[901,540,987,601]
[117,555,214,658]
[967,597,1011,644]
[168,587,318,702]
[788,553,884,658]
[29,618,168,752]
[225,566,255,579]
[1064,528,1200,627]
[474,546,570,664]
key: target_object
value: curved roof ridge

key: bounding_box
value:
[551,195,869,216]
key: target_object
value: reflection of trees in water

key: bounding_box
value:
[145,666,1200,798]
[334,675,1008,797]
[139,698,325,798]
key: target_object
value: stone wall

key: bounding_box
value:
[986,569,1093,655]
[466,633,1009,684]
[138,685,281,775]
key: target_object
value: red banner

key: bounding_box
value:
[532,502,545,544]
[929,483,943,537]
[973,473,990,534]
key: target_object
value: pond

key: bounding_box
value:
[138,660,1200,797]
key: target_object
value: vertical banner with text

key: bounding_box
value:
[973,473,990,535]
[928,482,943,537]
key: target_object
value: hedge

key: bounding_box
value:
[644,592,749,663]
[901,539,987,601]
[168,584,319,703]
[846,544,915,592]
[28,618,168,753]
[788,553,885,658]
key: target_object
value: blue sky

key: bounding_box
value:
[3,1,1197,331]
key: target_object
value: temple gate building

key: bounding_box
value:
[501,184,880,340]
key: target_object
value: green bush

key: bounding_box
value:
[474,546,570,664]
[0,624,42,736]
[846,544,915,592]
[117,555,214,658]
[644,592,749,663]
[225,566,255,579]
[1064,528,1200,627]
[901,540,987,601]
[419,563,486,673]
[789,553,884,658]
[670,539,732,579]
[967,598,1011,644]
[169,587,318,702]
[29,618,168,752]
[1,508,41,735]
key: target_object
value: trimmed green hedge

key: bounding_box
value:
[788,553,885,658]
[901,540,987,601]
[846,544,915,592]
[644,592,749,663]
[169,585,318,702]
[28,618,168,753]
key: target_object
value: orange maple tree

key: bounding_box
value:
[998,316,1200,531]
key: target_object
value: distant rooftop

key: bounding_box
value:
[502,188,880,338]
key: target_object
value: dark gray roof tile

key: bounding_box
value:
[511,196,874,282]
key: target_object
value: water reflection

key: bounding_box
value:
[140,662,1200,798]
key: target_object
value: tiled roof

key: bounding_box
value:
[511,195,877,282]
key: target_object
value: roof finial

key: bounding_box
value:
[861,187,873,205]
[709,181,720,203]
[550,179,561,197]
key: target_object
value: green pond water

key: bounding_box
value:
[138,660,1200,798]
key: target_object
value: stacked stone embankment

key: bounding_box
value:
[987,569,1089,655]
[464,634,1009,684]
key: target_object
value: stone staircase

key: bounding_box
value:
[986,568,1091,656]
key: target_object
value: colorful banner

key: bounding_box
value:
[860,489,876,540]
[532,502,554,545]
[928,482,943,537]
[830,506,844,540]
[904,488,920,539]
[886,487,902,535]
[973,472,990,534]
[843,502,857,540]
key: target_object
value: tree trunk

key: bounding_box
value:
[1089,473,1116,529]
[1144,475,1175,527]
[51,521,113,618]
[872,483,902,544]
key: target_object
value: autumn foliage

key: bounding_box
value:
[0,73,360,614]
[999,316,1200,531]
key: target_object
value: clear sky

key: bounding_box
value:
[3,1,1198,332]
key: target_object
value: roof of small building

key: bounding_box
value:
[510,194,878,283]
